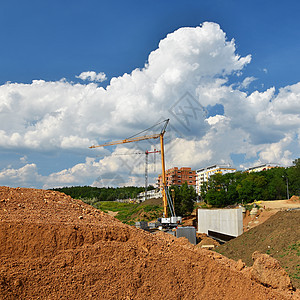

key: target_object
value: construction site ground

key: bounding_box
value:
[216,202,300,289]
[0,186,299,299]
[242,197,300,231]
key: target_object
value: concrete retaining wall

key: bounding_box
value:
[197,208,243,237]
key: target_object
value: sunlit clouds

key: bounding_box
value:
[0,22,299,188]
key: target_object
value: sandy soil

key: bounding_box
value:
[260,199,300,210]
[106,210,119,217]
[0,186,298,299]
[243,199,300,232]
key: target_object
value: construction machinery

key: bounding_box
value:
[89,119,181,227]
[111,149,161,202]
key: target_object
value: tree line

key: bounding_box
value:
[52,159,300,212]
[53,183,197,217]
[201,159,300,207]
[52,185,155,201]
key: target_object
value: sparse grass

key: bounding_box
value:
[196,202,212,209]
[81,199,163,224]
[265,241,300,285]
[93,201,140,223]
[288,242,300,253]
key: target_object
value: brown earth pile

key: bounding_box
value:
[0,186,298,299]
[251,251,293,290]
[243,208,279,232]
[197,236,220,248]
[288,196,300,203]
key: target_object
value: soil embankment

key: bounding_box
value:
[217,209,300,289]
[0,186,298,299]
[243,198,300,232]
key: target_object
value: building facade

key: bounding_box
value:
[196,164,236,194]
[245,163,279,173]
[157,167,196,189]
[136,189,162,202]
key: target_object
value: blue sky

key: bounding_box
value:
[2,0,300,88]
[0,0,300,189]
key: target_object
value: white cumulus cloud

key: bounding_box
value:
[76,71,107,82]
[0,22,299,188]
[0,164,43,187]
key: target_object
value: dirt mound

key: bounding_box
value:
[0,187,298,299]
[260,199,300,210]
[140,197,162,206]
[288,196,300,203]
[197,236,220,248]
[181,215,197,227]
[251,251,293,291]
[217,210,300,290]
[243,208,279,232]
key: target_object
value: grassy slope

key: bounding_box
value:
[83,198,163,225]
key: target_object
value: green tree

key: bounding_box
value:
[52,185,145,201]
[237,175,255,202]
[205,189,227,207]
[224,172,239,204]
[287,158,300,196]
[203,173,230,207]
[200,161,300,206]
[171,182,197,216]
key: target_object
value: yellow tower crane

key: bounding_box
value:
[89,119,171,217]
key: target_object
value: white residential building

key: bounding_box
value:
[196,164,236,194]
[136,189,162,202]
[246,163,279,173]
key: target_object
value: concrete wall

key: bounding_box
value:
[197,208,243,237]
[176,226,196,245]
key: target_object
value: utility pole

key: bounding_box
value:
[282,175,290,199]
[145,151,148,202]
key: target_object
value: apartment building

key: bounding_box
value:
[246,163,279,173]
[196,164,236,194]
[157,167,196,189]
[136,189,162,202]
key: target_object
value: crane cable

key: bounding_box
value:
[126,119,169,140]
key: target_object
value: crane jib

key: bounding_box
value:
[90,134,161,148]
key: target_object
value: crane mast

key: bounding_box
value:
[159,133,168,217]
